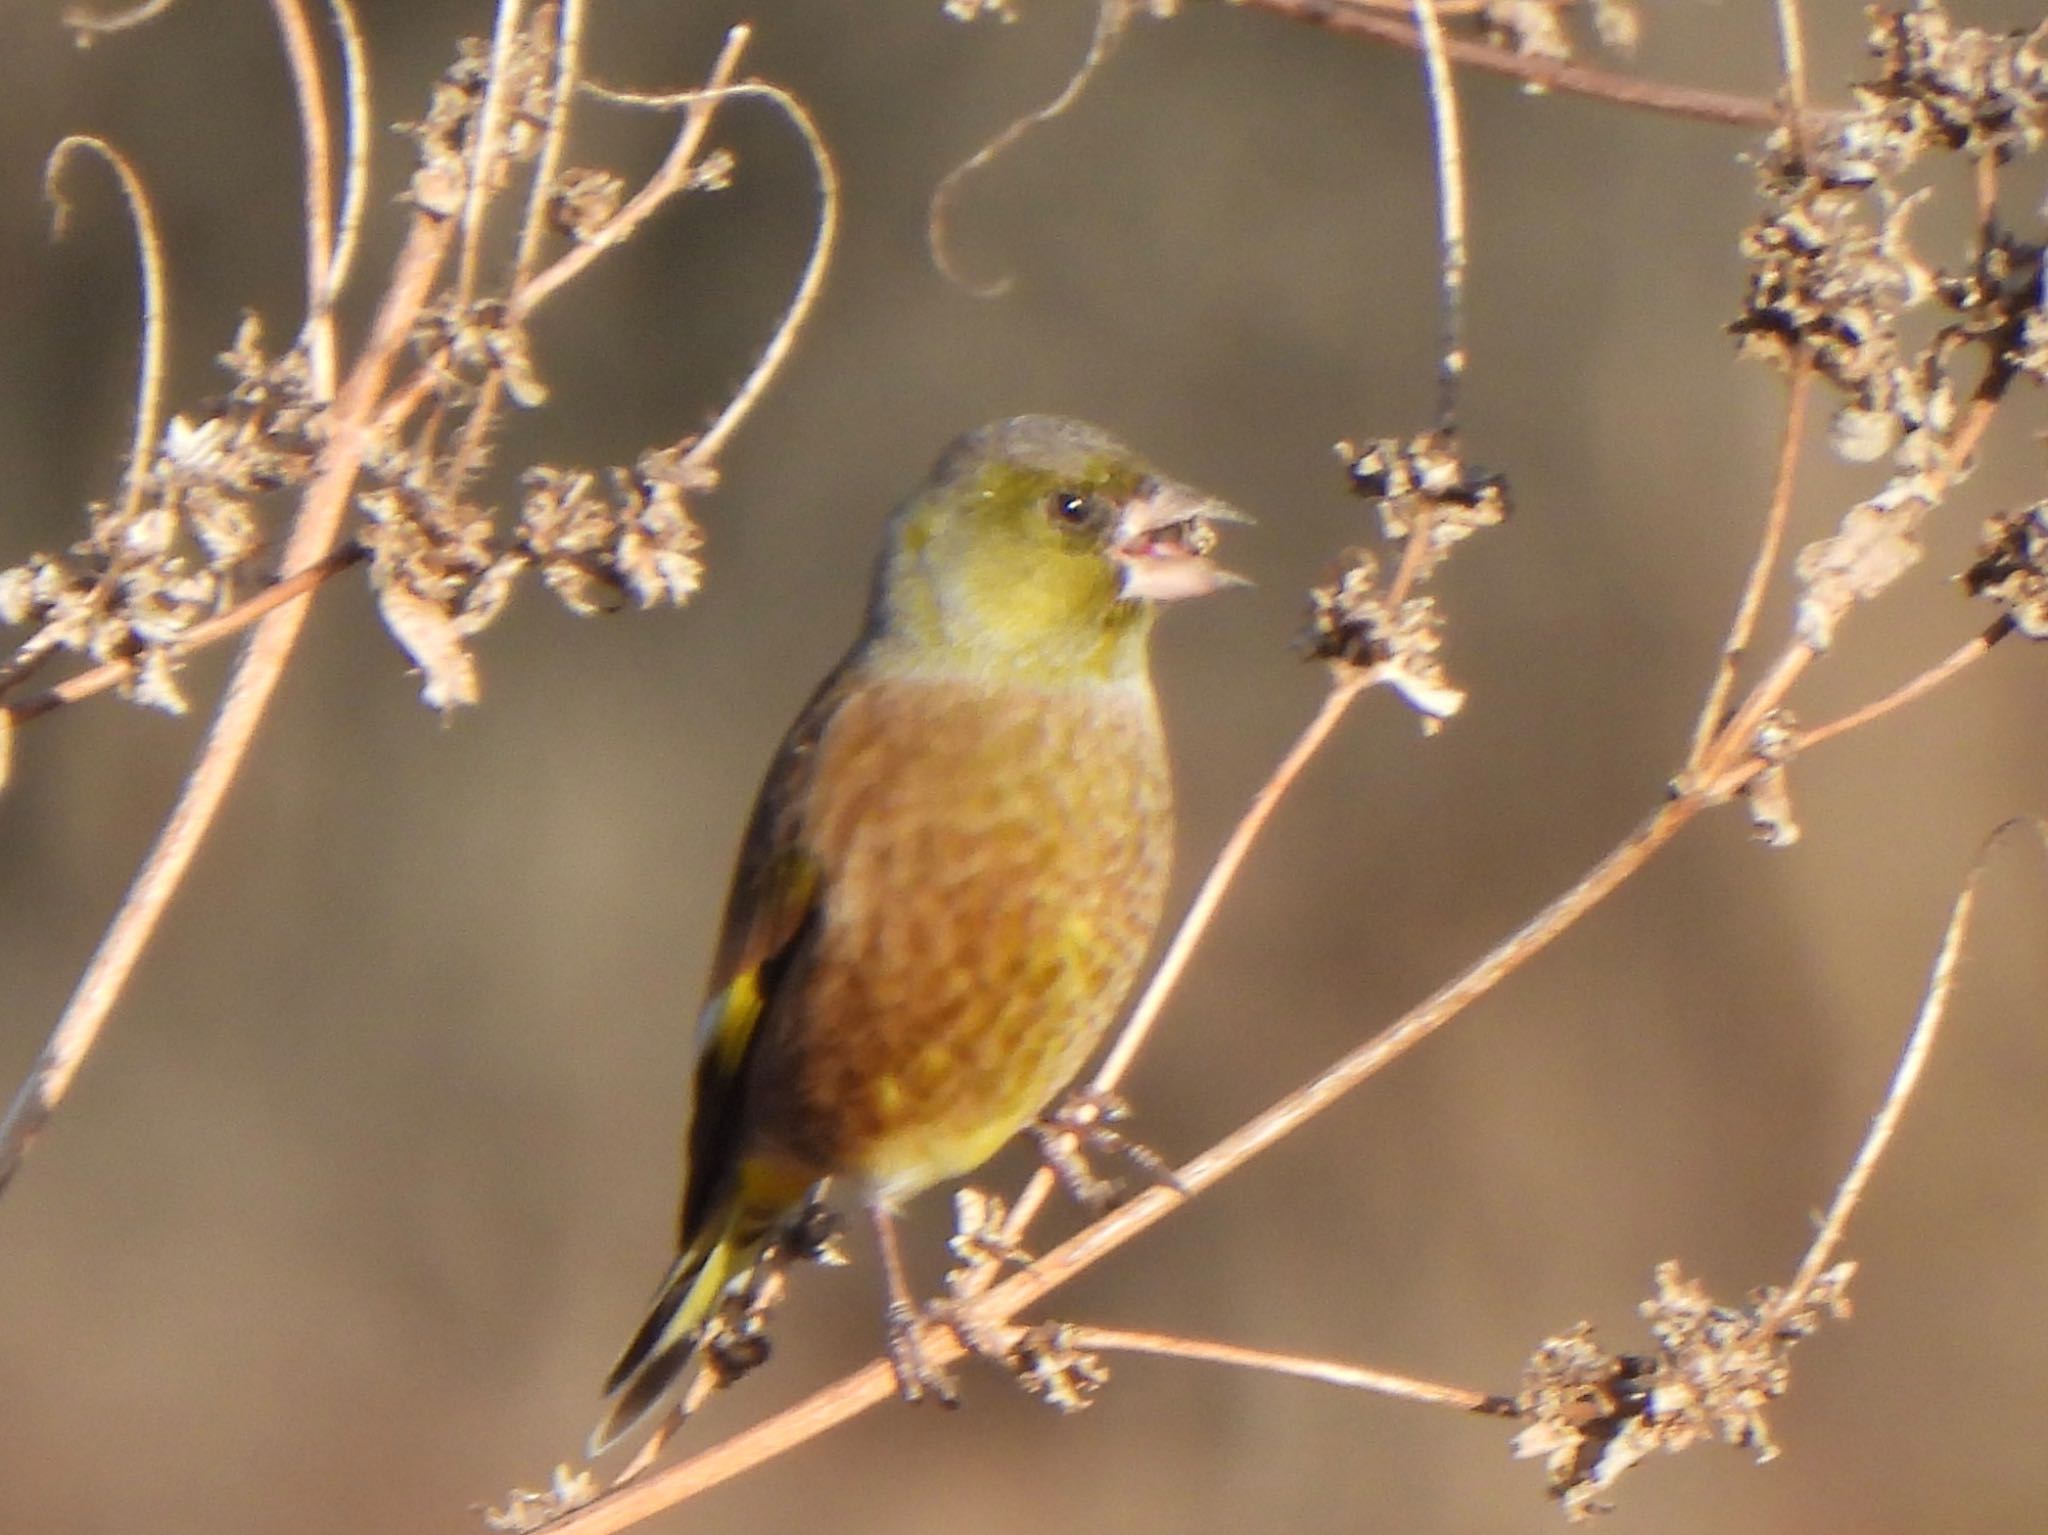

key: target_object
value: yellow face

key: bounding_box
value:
[872,416,1243,686]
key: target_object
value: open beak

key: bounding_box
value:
[1112,479,1252,603]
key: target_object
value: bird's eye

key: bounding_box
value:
[1049,490,1094,527]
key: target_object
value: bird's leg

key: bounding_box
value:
[869,1201,958,1406]
[1029,1086,1184,1215]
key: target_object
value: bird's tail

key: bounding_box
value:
[590,1166,802,1456]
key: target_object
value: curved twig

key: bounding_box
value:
[1762,817,2048,1330]
[569,67,841,470]
[514,26,750,321]
[266,0,339,390]
[43,136,168,535]
[0,211,455,1205]
[324,0,373,307]
[1232,0,1811,129]
[928,0,1134,297]
[1410,0,1467,433]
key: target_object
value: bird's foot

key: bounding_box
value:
[884,1299,960,1407]
[1030,1087,1183,1215]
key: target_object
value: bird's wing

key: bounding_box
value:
[674,677,841,1248]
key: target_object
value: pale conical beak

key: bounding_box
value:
[1112,480,1253,602]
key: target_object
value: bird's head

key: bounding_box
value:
[869,416,1248,684]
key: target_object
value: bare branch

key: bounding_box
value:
[1686,367,1813,770]
[1059,1325,1516,1415]
[0,210,455,1202]
[455,0,532,311]
[324,0,373,306]
[43,135,168,534]
[513,27,750,321]
[928,0,1135,297]
[59,0,175,41]
[1231,0,1805,128]
[266,0,340,390]
[1410,0,1468,433]
[1,547,368,727]
[1763,818,2048,1330]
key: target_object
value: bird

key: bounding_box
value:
[592,415,1246,1454]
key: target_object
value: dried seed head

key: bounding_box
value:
[1964,502,2048,635]
[1514,1261,1854,1519]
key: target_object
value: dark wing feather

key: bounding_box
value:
[674,672,846,1249]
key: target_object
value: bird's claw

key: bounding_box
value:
[884,1299,960,1407]
[1030,1087,1183,1215]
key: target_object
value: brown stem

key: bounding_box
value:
[1060,1325,1517,1415]
[1230,0,1808,128]
[0,547,369,727]
[1686,365,1813,771]
[0,212,454,1204]
[1790,618,2012,758]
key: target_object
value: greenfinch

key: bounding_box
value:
[594,415,1244,1452]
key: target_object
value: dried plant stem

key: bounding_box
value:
[1232,0,1802,129]
[928,0,1133,297]
[266,0,341,388]
[43,136,168,532]
[455,0,531,310]
[1410,0,1467,432]
[324,0,372,307]
[1686,365,1813,771]
[1761,819,2047,1330]
[571,71,841,471]
[1692,388,2001,800]
[511,0,588,286]
[0,547,369,727]
[514,27,750,322]
[59,0,174,39]
[1791,618,2011,758]
[1773,0,1810,121]
[0,212,454,1203]
[1056,1325,1515,1414]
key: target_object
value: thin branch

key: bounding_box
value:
[1761,818,2048,1330]
[928,0,1134,297]
[1231,0,1803,129]
[513,26,750,322]
[0,547,369,727]
[324,0,372,309]
[568,64,840,470]
[1691,387,2004,799]
[1410,0,1468,433]
[0,211,455,1204]
[59,0,175,40]
[454,0,531,311]
[266,0,340,391]
[1686,366,1813,771]
[1790,618,2011,758]
[681,85,839,468]
[1059,1325,1517,1414]
[44,136,168,534]
[511,0,588,287]
[1773,0,1810,122]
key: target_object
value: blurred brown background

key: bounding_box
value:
[3,2,2047,1531]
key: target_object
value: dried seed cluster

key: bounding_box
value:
[1479,0,1639,62]
[1305,432,1508,728]
[1734,5,2048,650]
[1964,502,2048,634]
[1513,1260,1855,1520]
[0,317,318,714]
[2,27,732,726]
